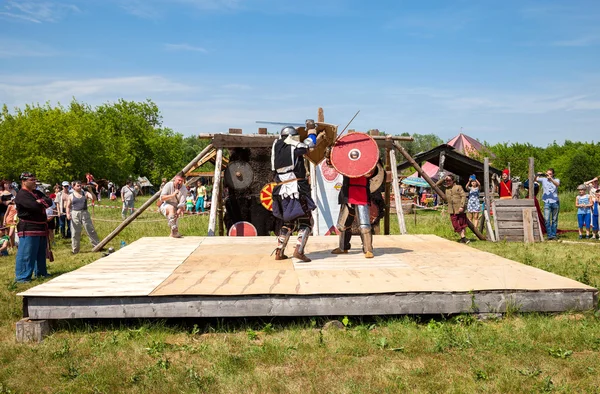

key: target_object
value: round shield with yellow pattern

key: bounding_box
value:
[260,182,276,211]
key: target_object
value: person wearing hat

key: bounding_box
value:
[497,169,512,199]
[54,181,72,239]
[436,173,470,244]
[14,172,53,283]
[575,184,593,239]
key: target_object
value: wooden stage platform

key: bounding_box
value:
[19,235,597,319]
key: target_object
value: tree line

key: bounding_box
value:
[0,99,211,186]
[2,99,597,191]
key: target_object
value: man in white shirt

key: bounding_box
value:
[120,179,138,219]
[159,172,187,238]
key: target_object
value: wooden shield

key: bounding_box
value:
[297,122,338,165]
[331,133,378,178]
[228,221,258,236]
[224,161,254,190]
[260,182,276,211]
[369,162,385,193]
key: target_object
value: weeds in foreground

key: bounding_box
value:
[0,199,599,392]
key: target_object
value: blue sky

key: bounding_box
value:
[1,0,599,145]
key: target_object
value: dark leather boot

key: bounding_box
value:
[293,245,311,262]
[275,248,288,260]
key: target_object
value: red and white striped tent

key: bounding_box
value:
[446,133,488,157]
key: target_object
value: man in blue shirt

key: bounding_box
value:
[537,168,560,240]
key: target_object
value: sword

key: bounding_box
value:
[334,110,360,143]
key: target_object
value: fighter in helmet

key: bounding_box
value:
[271,124,317,262]
[328,145,381,259]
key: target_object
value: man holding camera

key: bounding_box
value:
[537,168,560,240]
[159,172,187,238]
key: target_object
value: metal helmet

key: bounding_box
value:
[280,126,298,137]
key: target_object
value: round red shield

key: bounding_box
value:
[228,221,258,236]
[260,182,276,211]
[330,133,379,178]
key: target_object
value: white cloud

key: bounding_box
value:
[164,43,208,53]
[0,75,192,106]
[0,1,79,23]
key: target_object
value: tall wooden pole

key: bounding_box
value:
[208,148,223,236]
[384,145,391,235]
[310,162,319,235]
[92,143,215,252]
[484,157,492,241]
[393,141,485,241]
[389,148,407,234]
[528,157,535,200]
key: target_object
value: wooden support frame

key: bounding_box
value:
[484,157,493,241]
[92,143,215,252]
[392,141,485,241]
[389,149,407,234]
[208,148,223,236]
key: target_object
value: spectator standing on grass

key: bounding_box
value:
[0,227,9,256]
[195,180,206,213]
[120,179,138,219]
[537,168,560,240]
[14,172,53,283]
[466,175,481,228]
[436,173,470,244]
[592,190,600,240]
[55,181,72,239]
[3,196,17,248]
[66,181,100,254]
[576,184,593,239]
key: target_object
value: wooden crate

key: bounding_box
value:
[493,199,543,242]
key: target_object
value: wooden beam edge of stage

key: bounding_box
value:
[392,140,486,241]
[23,289,598,319]
[92,143,215,252]
[198,133,414,148]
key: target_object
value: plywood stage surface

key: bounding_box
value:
[19,235,598,319]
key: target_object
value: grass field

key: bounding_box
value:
[1,193,599,393]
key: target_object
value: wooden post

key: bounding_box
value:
[528,157,535,200]
[523,208,535,243]
[484,157,492,241]
[318,107,325,123]
[92,143,214,252]
[492,201,500,241]
[384,145,391,235]
[208,148,223,236]
[393,141,486,241]
[438,151,446,173]
[310,162,319,236]
[258,127,267,135]
[484,209,496,242]
[389,147,407,234]
[218,175,224,236]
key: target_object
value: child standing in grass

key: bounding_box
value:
[466,175,481,228]
[576,184,593,239]
[592,190,600,240]
[185,195,194,213]
[0,227,9,256]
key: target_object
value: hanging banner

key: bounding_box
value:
[315,161,343,235]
